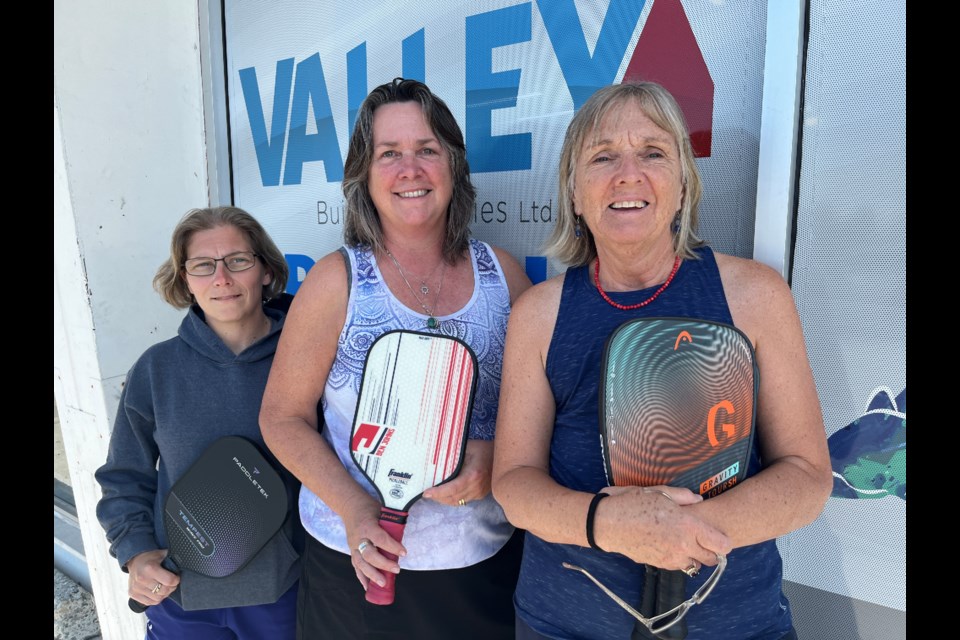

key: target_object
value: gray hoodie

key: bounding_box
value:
[95,295,304,610]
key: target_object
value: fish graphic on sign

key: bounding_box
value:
[828,386,905,500]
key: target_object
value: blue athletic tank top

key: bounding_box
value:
[514,246,794,640]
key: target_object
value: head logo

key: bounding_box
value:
[674,330,693,350]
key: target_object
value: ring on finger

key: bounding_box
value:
[151,582,163,594]
[642,487,675,503]
[457,498,466,507]
[683,563,700,578]
[357,539,372,555]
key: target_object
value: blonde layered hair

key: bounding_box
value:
[546,81,705,266]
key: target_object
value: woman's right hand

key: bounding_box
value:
[594,485,732,571]
[344,500,408,591]
[126,549,179,607]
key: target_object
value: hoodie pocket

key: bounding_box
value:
[177,529,300,611]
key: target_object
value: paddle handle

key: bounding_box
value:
[632,567,688,639]
[128,598,148,613]
[127,556,179,613]
[364,507,408,606]
[655,570,689,639]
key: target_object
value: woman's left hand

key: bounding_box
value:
[422,439,492,507]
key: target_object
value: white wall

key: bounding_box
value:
[54,1,211,637]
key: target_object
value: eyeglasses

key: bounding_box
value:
[183,252,260,276]
[562,553,726,635]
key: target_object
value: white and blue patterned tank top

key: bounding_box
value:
[299,238,515,569]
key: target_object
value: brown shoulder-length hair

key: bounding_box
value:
[342,77,474,264]
[545,81,705,266]
[152,206,289,308]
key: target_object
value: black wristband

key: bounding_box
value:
[586,491,610,551]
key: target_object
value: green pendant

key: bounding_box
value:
[427,317,438,329]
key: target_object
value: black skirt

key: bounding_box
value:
[297,528,524,640]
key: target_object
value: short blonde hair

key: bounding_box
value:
[153,206,289,308]
[545,81,704,266]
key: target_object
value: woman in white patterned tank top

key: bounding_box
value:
[260,78,531,640]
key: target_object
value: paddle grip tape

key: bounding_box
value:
[126,555,180,613]
[364,507,408,606]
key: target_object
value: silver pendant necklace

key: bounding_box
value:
[416,257,443,296]
[384,249,447,330]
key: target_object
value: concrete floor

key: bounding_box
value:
[54,568,102,640]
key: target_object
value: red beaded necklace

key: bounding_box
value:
[593,255,682,310]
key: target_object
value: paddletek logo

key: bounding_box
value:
[233,456,270,499]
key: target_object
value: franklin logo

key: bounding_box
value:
[388,468,413,485]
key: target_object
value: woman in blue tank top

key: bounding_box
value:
[491,82,832,640]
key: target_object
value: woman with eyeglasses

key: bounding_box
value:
[491,82,832,640]
[95,206,304,639]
